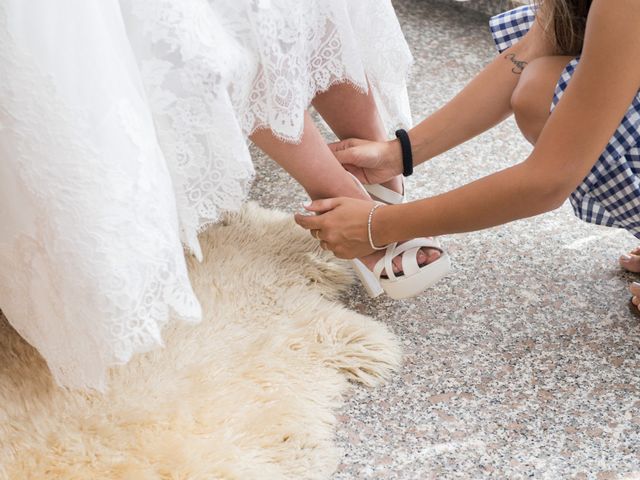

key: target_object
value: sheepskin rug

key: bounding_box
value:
[0,203,401,480]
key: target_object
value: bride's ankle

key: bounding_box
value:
[379,176,403,195]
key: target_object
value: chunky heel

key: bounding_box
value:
[350,259,384,298]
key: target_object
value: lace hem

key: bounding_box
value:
[0,1,202,390]
[125,0,413,252]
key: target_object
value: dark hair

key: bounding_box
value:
[537,0,593,55]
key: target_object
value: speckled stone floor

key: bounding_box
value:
[248,0,640,478]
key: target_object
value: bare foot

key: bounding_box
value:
[619,247,640,272]
[621,247,640,316]
[629,282,640,313]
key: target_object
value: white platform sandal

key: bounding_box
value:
[349,177,452,299]
[375,238,450,300]
[350,237,451,300]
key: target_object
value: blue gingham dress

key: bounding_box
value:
[490,6,640,237]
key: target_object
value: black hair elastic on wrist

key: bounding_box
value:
[395,128,413,177]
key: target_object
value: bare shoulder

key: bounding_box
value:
[589,0,640,21]
[578,0,640,93]
[584,0,640,55]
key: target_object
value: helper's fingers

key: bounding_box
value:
[328,138,363,153]
[294,212,323,230]
[331,146,359,166]
[302,197,343,214]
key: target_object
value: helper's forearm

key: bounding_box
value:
[374,161,565,244]
[372,2,640,245]
[409,59,517,163]
[409,23,554,165]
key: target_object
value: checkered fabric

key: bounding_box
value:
[490,6,640,238]
[489,5,536,54]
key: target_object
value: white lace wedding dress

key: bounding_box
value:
[0,0,413,389]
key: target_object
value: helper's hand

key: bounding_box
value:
[329,138,403,185]
[294,197,377,259]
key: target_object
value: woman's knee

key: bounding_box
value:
[511,56,573,144]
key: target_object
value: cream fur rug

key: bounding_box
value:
[0,203,401,480]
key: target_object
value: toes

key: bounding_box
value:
[425,248,441,263]
[391,256,402,274]
[389,247,443,275]
[620,251,640,272]
[415,248,441,266]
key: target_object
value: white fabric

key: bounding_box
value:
[0,0,413,389]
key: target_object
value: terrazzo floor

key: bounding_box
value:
[249,0,640,478]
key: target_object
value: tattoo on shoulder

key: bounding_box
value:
[505,53,528,74]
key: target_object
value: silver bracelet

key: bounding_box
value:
[367,203,388,251]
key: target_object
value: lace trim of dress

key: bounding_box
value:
[0,6,201,390]
[124,0,256,258]
[125,0,412,255]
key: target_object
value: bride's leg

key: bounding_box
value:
[250,111,422,273]
[250,111,368,201]
[311,82,403,194]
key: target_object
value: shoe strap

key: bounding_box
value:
[401,246,422,278]
[364,183,405,205]
[372,237,444,281]
[373,242,397,281]
[395,237,443,253]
